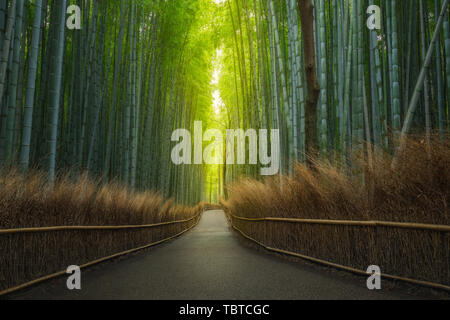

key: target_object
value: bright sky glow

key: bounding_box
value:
[212,0,226,4]
[211,48,224,115]
[211,66,221,86]
[212,90,224,115]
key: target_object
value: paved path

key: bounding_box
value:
[10,210,421,300]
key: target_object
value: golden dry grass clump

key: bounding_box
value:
[0,171,205,228]
[0,172,206,292]
[222,136,450,287]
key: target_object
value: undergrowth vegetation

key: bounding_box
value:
[0,171,205,228]
[222,137,450,286]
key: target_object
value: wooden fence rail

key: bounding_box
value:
[0,214,201,235]
[229,214,450,232]
[0,212,203,296]
[227,212,450,292]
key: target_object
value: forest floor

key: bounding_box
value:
[5,211,437,300]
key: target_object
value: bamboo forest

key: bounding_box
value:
[1,0,450,299]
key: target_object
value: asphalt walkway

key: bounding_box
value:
[10,210,420,300]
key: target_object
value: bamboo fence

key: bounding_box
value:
[0,212,203,296]
[227,212,450,292]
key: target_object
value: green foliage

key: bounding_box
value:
[0,0,448,203]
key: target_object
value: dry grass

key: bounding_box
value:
[222,136,450,287]
[0,171,206,292]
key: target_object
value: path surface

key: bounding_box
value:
[10,210,421,300]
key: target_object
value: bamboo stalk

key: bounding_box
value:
[395,0,450,167]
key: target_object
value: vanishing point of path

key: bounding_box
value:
[9,211,423,300]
